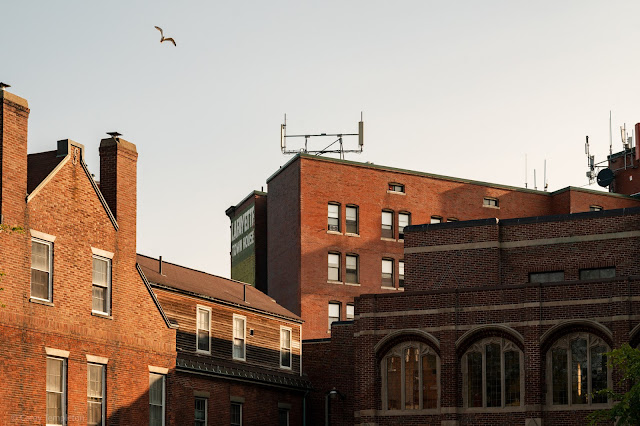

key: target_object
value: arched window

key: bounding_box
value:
[462,337,523,408]
[547,333,609,406]
[381,341,439,410]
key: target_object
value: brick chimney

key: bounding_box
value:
[99,136,138,252]
[0,88,29,225]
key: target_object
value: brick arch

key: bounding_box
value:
[374,329,440,360]
[455,325,525,357]
[539,320,614,354]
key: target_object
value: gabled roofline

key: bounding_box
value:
[265,154,640,201]
[137,264,179,329]
[26,148,119,231]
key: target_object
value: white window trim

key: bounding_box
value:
[195,396,208,426]
[280,326,293,370]
[381,341,440,411]
[233,314,247,361]
[545,332,612,409]
[30,229,56,242]
[461,337,525,410]
[46,356,67,426]
[87,363,106,426]
[149,373,166,426]
[31,237,53,303]
[92,255,112,316]
[91,247,114,259]
[196,305,212,354]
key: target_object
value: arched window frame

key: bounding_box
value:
[380,341,440,411]
[546,332,611,408]
[461,337,524,410]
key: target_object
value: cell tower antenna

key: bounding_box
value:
[280,113,364,159]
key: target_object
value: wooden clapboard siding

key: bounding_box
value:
[154,287,302,375]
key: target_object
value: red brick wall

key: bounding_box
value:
[0,105,175,425]
[316,208,640,425]
[267,159,302,315]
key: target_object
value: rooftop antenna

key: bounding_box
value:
[280,113,364,159]
[609,111,613,156]
[524,154,528,188]
[585,136,595,184]
[534,169,537,190]
[544,159,548,191]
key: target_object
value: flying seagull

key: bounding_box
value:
[154,26,176,46]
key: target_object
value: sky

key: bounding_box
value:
[3,1,640,277]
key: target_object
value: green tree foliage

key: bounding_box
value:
[588,344,640,425]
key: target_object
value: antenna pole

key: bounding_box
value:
[534,169,537,190]
[544,159,548,191]
[524,154,528,188]
[609,111,613,156]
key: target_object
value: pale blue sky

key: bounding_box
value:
[3,1,640,276]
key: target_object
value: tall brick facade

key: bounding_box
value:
[238,154,640,339]
[0,88,176,425]
[311,207,640,425]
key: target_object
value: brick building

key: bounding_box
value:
[0,88,177,425]
[230,153,640,339]
[306,206,640,425]
[138,254,311,426]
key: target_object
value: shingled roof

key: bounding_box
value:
[27,150,64,193]
[137,254,301,322]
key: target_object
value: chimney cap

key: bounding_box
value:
[0,82,10,90]
[107,131,122,139]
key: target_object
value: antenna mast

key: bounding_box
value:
[280,113,364,159]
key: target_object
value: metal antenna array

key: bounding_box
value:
[280,113,364,160]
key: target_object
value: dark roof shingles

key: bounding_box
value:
[27,151,64,194]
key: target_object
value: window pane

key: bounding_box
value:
[346,255,358,283]
[382,259,393,286]
[571,338,588,404]
[430,217,442,224]
[93,258,108,286]
[346,304,354,320]
[580,268,616,280]
[381,211,393,238]
[47,393,62,425]
[150,405,163,426]
[92,285,107,312]
[552,348,568,405]
[485,343,501,407]
[278,409,289,426]
[198,330,209,351]
[32,241,50,271]
[281,329,292,367]
[88,364,104,426]
[504,351,520,406]
[47,358,64,426]
[88,401,102,426]
[47,358,63,392]
[422,354,437,409]
[467,352,482,407]
[346,206,358,234]
[328,253,340,281]
[591,346,607,404]
[399,261,405,288]
[31,269,50,299]
[404,347,420,410]
[149,374,163,405]
[328,204,339,231]
[231,403,242,426]
[530,271,564,283]
[386,356,401,410]
[195,397,207,425]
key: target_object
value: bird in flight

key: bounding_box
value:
[154,26,176,46]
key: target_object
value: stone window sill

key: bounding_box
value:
[91,311,113,320]
[30,297,54,307]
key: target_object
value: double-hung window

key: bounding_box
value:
[92,256,111,315]
[399,261,405,288]
[328,253,340,281]
[46,357,66,425]
[328,203,340,232]
[197,306,211,353]
[230,402,242,426]
[32,238,53,302]
[233,315,246,360]
[398,213,410,239]
[345,254,358,284]
[346,205,358,234]
[195,397,207,426]
[346,304,355,320]
[149,373,165,426]
[328,302,340,329]
[87,363,105,426]
[280,327,292,369]
[382,259,394,287]
[278,408,289,426]
[381,211,394,239]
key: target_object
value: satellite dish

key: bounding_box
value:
[597,168,615,187]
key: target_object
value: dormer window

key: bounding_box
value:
[483,197,499,208]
